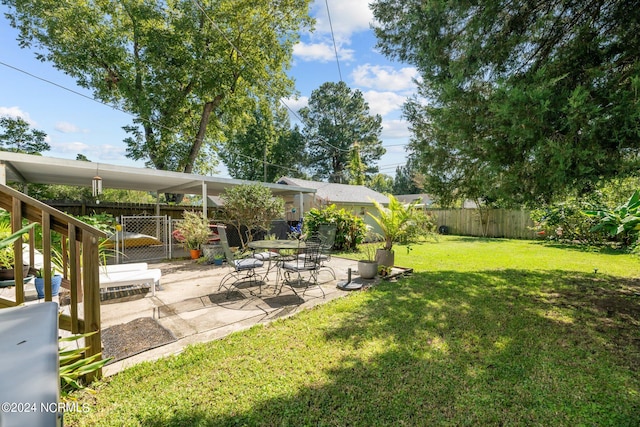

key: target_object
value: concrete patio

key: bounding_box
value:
[98,255,393,376]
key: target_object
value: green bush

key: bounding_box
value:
[530,199,607,244]
[585,190,640,249]
[303,205,366,251]
[401,209,438,244]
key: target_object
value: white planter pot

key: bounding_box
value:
[358,260,378,279]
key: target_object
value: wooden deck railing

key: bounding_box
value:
[0,183,106,380]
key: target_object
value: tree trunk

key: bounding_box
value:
[184,95,224,174]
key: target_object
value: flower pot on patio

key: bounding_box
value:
[202,244,223,262]
[190,249,201,259]
[0,264,30,281]
[375,249,394,268]
[34,274,62,299]
[358,260,378,280]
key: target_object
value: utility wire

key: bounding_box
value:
[191,0,351,154]
[0,60,303,175]
[4,0,361,179]
[325,0,342,82]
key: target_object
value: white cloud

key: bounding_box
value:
[49,141,90,154]
[0,106,36,125]
[363,90,406,117]
[96,144,128,161]
[281,96,308,125]
[381,119,411,140]
[352,64,419,92]
[293,41,354,62]
[311,0,373,40]
[55,121,85,134]
[282,96,309,113]
[294,0,371,63]
[49,140,127,162]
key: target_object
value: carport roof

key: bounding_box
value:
[1,152,316,197]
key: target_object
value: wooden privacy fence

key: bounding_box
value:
[427,208,537,239]
[45,200,194,219]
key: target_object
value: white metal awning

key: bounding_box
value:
[0,152,315,198]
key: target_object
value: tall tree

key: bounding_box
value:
[348,142,366,185]
[0,116,49,154]
[299,81,385,183]
[4,0,312,178]
[372,0,640,206]
[220,102,307,182]
[392,157,422,195]
[368,173,394,194]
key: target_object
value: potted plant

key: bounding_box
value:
[34,246,66,298]
[357,242,378,280]
[175,211,211,259]
[212,253,225,266]
[378,264,392,278]
[34,266,63,299]
[0,217,35,281]
[367,194,419,267]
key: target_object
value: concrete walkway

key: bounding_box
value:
[100,256,381,376]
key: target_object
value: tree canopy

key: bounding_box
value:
[4,0,312,178]
[0,115,49,154]
[220,101,307,182]
[299,81,385,183]
[372,0,640,207]
[392,157,422,195]
[220,183,284,250]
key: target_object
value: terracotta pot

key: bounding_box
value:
[190,249,201,259]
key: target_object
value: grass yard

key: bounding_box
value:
[66,236,640,426]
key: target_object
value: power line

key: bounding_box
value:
[1,58,310,177]
[0,60,198,142]
[0,61,121,113]
[192,0,351,154]
[325,0,342,82]
[382,143,410,148]
[3,1,363,179]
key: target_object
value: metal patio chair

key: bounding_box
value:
[299,223,336,280]
[216,225,264,297]
[279,236,325,298]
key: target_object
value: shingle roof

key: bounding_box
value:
[395,194,434,206]
[277,177,389,205]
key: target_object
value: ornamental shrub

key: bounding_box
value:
[400,209,438,244]
[303,205,366,251]
[530,198,607,245]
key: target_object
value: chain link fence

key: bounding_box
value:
[113,216,186,263]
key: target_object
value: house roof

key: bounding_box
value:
[277,177,389,205]
[0,152,316,198]
[395,193,435,207]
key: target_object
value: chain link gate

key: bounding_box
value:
[114,216,173,263]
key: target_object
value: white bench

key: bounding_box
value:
[24,248,161,297]
[99,263,161,297]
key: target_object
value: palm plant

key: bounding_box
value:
[367,194,419,252]
[0,219,36,270]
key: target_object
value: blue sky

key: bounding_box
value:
[0,0,416,178]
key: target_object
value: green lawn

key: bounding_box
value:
[66,236,640,426]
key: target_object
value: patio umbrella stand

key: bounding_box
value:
[336,268,363,291]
